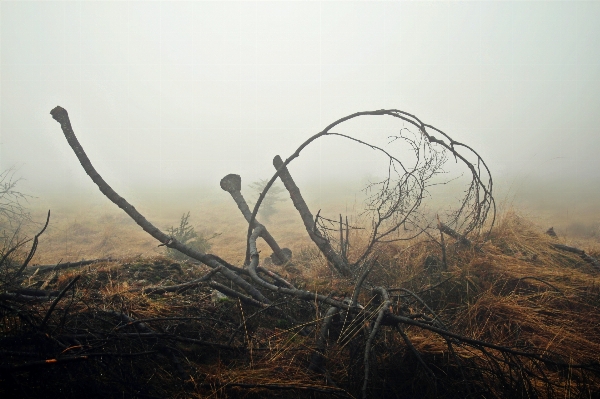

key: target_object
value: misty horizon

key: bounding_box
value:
[1,1,599,229]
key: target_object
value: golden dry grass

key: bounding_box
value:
[3,206,600,398]
[28,200,314,265]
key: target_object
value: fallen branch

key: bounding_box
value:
[133,265,223,295]
[386,312,599,369]
[438,222,472,247]
[197,381,351,397]
[0,292,56,302]
[115,316,235,331]
[552,243,600,268]
[247,226,351,310]
[208,281,268,309]
[40,274,80,329]
[24,257,117,274]
[220,174,291,264]
[396,325,436,380]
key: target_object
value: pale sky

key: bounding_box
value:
[1,1,599,210]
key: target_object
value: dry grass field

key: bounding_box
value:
[2,194,600,398]
[26,198,314,265]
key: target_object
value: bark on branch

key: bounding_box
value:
[273,155,351,276]
[220,174,291,264]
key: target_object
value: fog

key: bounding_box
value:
[1,1,600,230]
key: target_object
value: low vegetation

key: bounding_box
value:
[1,211,599,398]
[165,212,214,262]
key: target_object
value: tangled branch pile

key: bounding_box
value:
[1,107,599,398]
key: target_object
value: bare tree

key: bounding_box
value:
[248,109,495,274]
[43,105,598,399]
[0,167,31,236]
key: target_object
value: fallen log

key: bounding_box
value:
[24,257,117,274]
[552,243,600,268]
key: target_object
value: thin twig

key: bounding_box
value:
[362,287,391,399]
[308,306,340,373]
[40,275,80,329]
[12,210,50,280]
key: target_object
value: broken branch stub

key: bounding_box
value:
[273,155,351,277]
[219,174,291,265]
[219,173,242,194]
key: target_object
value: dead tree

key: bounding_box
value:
[247,109,495,275]
[46,106,599,399]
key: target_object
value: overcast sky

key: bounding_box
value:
[1,1,599,209]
